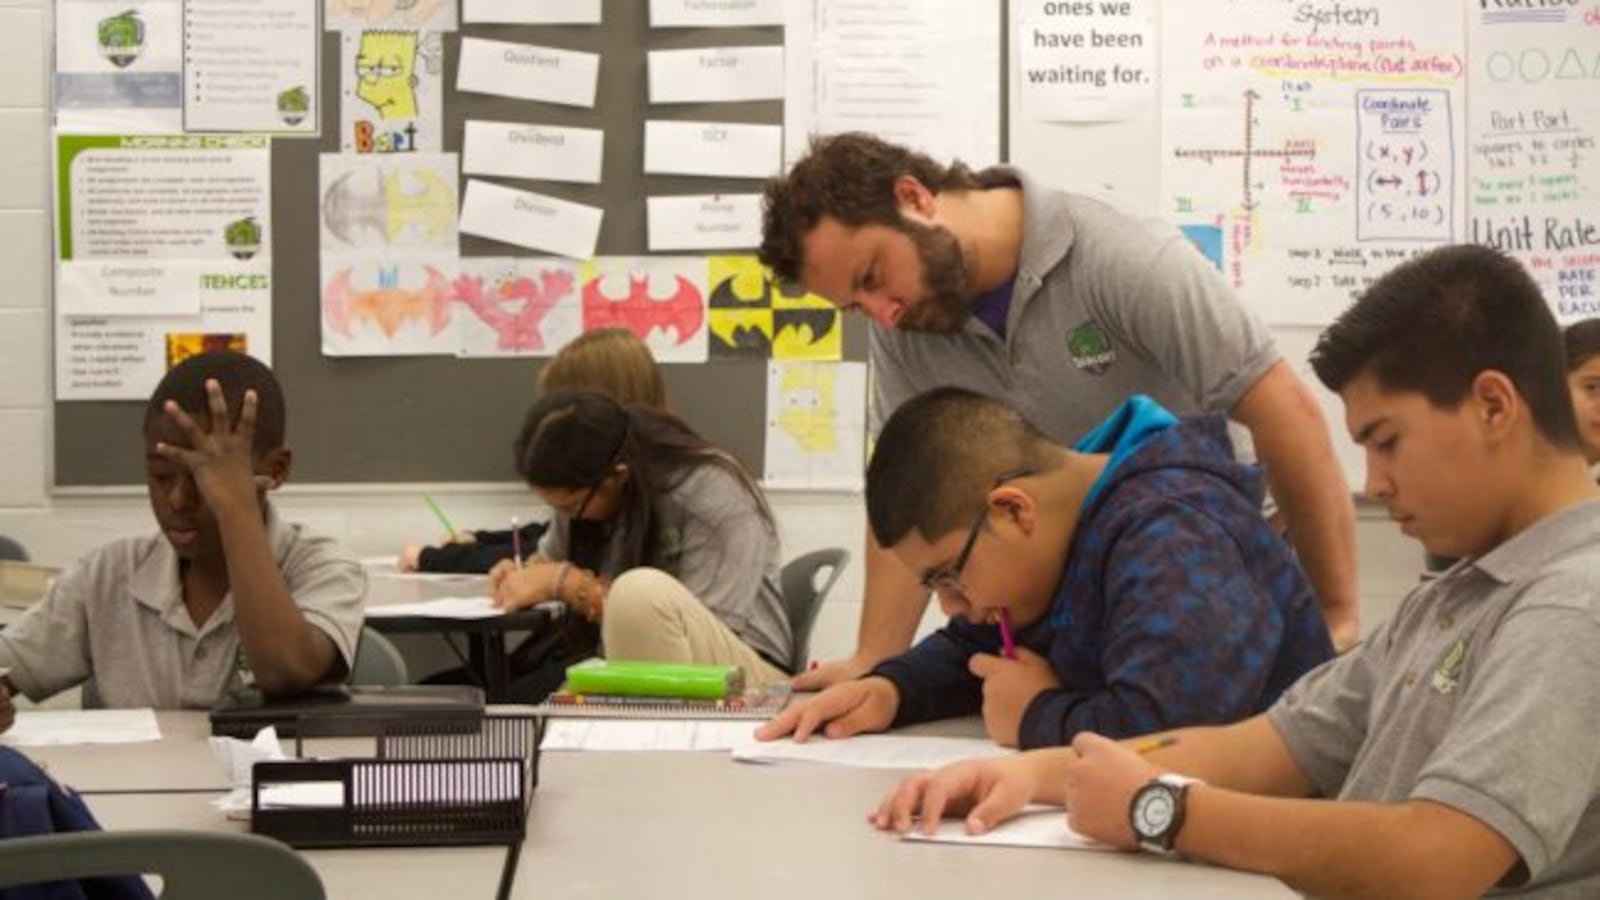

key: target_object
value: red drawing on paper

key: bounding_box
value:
[581,274,704,346]
[451,269,575,352]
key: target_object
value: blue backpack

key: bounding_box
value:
[0,746,154,900]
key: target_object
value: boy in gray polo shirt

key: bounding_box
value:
[0,352,364,725]
[867,245,1600,898]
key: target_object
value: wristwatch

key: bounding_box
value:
[1129,773,1201,855]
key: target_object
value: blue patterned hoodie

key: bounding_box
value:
[871,396,1335,749]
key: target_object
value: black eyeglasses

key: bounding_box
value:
[921,466,1035,602]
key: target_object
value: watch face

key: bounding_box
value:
[1133,785,1176,838]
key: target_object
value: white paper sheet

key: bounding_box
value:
[731,733,1013,770]
[463,120,605,184]
[705,256,843,362]
[320,153,459,256]
[340,29,445,153]
[319,255,461,357]
[185,0,319,134]
[54,0,185,134]
[903,806,1109,852]
[577,257,709,363]
[647,46,783,104]
[783,0,1002,168]
[764,361,867,491]
[2,709,162,746]
[542,719,757,751]
[364,595,504,619]
[644,120,782,178]
[360,556,490,582]
[459,180,603,259]
[649,0,783,28]
[647,194,763,251]
[56,260,206,317]
[325,0,456,31]
[464,0,600,25]
[1016,0,1156,123]
[454,256,584,357]
[456,37,600,107]
[55,134,274,401]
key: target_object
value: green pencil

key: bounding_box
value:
[422,493,459,541]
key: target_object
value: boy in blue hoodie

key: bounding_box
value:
[757,387,1333,749]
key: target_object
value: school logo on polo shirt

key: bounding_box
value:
[1067,322,1116,375]
[1431,636,1466,694]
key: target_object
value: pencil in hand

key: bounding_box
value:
[423,493,459,542]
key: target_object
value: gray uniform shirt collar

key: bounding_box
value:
[128,502,291,639]
[1009,165,1077,297]
[1467,496,1600,585]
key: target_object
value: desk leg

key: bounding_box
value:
[479,633,510,702]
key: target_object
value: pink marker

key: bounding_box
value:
[998,608,1017,661]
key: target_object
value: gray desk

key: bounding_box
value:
[28,711,382,794]
[86,792,507,900]
[64,712,1295,900]
[364,569,553,700]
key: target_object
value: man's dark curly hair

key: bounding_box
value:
[758,132,984,284]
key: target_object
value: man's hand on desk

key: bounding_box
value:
[754,677,898,743]
[789,654,873,691]
[870,754,1042,836]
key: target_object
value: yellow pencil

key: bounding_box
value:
[1132,736,1179,755]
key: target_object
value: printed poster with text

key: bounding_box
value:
[54,135,272,401]
[1467,1,1600,322]
[1161,0,1466,325]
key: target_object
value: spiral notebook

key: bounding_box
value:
[530,681,791,720]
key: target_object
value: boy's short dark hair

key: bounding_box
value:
[866,388,1054,547]
[1564,319,1600,372]
[1310,244,1579,450]
[758,132,984,285]
[145,351,286,454]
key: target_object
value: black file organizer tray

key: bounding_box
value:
[251,713,542,900]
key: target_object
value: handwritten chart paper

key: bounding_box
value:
[783,0,1001,168]
[1160,0,1466,324]
[1466,2,1600,321]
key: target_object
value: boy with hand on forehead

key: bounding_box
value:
[756,387,1332,749]
[873,245,1600,899]
[0,352,364,728]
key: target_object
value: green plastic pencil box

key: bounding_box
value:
[562,659,745,700]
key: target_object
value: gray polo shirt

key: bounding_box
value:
[1268,498,1600,897]
[538,462,792,669]
[869,167,1278,443]
[0,506,366,709]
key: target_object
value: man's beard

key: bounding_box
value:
[895,219,971,334]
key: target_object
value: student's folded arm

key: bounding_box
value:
[1019,502,1305,749]
[1176,789,1520,900]
[870,621,988,727]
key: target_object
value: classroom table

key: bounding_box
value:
[26,711,377,794]
[63,712,1296,900]
[363,569,554,701]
